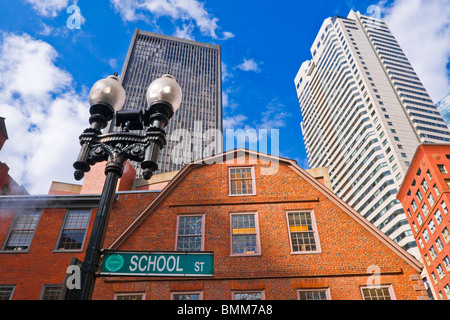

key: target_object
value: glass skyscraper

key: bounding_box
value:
[115,29,222,175]
[436,94,450,129]
[294,10,450,258]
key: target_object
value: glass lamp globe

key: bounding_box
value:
[89,74,126,114]
[146,74,182,113]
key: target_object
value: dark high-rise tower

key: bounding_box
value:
[116,29,222,175]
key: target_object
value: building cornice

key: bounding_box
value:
[0,194,101,209]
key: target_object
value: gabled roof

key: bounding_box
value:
[107,148,422,272]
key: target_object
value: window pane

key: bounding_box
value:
[288,212,317,252]
[41,286,62,300]
[362,287,392,300]
[14,213,39,230]
[232,235,257,254]
[5,231,34,250]
[231,214,258,254]
[178,216,202,236]
[0,287,14,300]
[4,210,40,251]
[57,210,90,250]
[59,230,86,250]
[177,235,202,251]
[234,292,261,300]
[291,232,316,251]
[438,164,447,174]
[172,294,200,300]
[177,216,203,251]
[116,294,144,300]
[232,214,255,233]
[230,168,254,195]
[298,290,328,300]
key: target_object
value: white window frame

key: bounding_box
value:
[434,209,443,225]
[444,284,450,299]
[232,290,265,300]
[360,285,396,300]
[54,209,91,252]
[0,286,15,300]
[114,292,146,300]
[175,214,205,251]
[2,209,41,252]
[228,166,256,196]
[438,164,447,174]
[297,288,331,300]
[230,212,261,257]
[170,291,203,300]
[286,210,321,255]
[40,284,63,300]
[442,201,448,214]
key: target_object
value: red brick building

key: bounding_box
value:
[397,144,450,300]
[0,149,427,300]
[0,117,28,196]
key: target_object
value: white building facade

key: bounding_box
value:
[294,10,450,258]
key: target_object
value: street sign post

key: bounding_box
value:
[100,251,214,277]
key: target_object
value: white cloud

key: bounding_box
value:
[109,0,145,22]
[259,98,290,130]
[0,34,71,100]
[108,58,119,70]
[24,0,69,17]
[222,90,229,108]
[226,98,289,131]
[221,62,232,82]
[110,0,228,39]
[0,33,89,194]
[222,31,234,40]
[173,22,195,40]
[223,114,248,130]
[222,98,289,153]
[235,58,261,73]
[38,23,54,36]
[24,0,86,30]
[379,0,450,102]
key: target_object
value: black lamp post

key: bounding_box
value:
[70,73,182,300]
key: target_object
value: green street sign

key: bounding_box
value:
[100,251,214,277]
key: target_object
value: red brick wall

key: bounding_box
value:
[93,156,425,300]
[0,192,158,300]
[0,208,87,299]
[0,154,426,300]
[397,144,450,299]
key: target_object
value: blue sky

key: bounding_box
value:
[0,0,449,194]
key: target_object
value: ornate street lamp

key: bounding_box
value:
[70,73,181,300]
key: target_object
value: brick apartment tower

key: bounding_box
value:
[0,150,428,300]
[397,144,450,299]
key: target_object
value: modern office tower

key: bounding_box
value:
[116,29,222,175]
[436,94,450,128]
[294,10,450,258]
